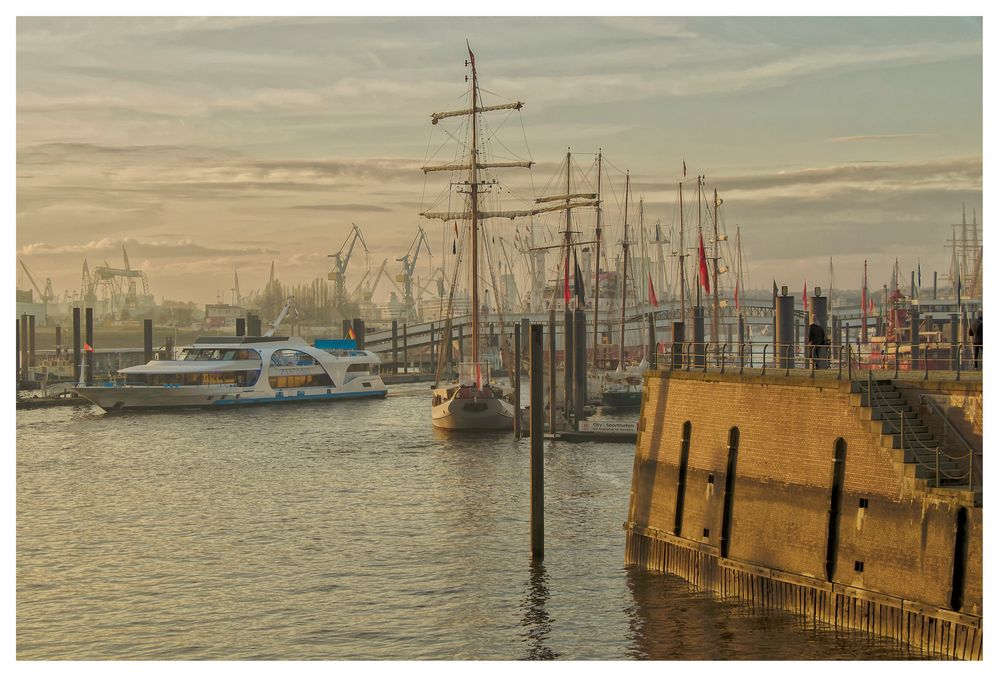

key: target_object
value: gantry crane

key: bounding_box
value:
[17,258,55,311]
[328,223,369,309]
[392,226,432,322]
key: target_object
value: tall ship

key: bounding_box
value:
[421,45,522,431]
[74,335,387,412]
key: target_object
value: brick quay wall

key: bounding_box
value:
[625,369,982,659]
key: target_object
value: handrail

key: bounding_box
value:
[919,394,976,456]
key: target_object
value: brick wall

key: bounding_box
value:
[630,370,982,614]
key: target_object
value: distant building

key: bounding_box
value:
[203,303,246,329]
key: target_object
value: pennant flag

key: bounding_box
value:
[83,342,94,353]
[698,232,710,293]
[648,272,658,308]
[346,326,356,340]
[803,280,809,312]
[563,248,571,304]
[868,299,875,315]
[573,249,586,305]
[734,279,740,311]
[917,259,922,288]
[772,279,778,308]
[682,159,687,177]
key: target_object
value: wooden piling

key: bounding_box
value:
[15,319,21,386]
[72,307,81,384]
[530,323,544,560]
[391,319,399,368]
[402,323,408,374]
[19,314,28,383]
[513,323,522,438]
[548,309,556,434]
[84,308,94,386]
[573,308,587,425]
[236,317,246,336]
[143,319,154,363]
[28,315,36,369]
[564,308,574,421]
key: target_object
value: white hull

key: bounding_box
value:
[76,381,387,411]
[431,387,514,431]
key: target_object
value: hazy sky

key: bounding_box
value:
[15,16,983,305]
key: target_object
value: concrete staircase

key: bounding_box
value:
[849,378,971,490]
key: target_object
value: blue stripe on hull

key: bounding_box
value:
[213,390,388,405]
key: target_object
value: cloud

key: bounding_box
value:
[290,204,393,212]
[18,237,279,258]
[827,133,935,143]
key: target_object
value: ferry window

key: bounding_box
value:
[271,349,319,367]
[346,363,371,374]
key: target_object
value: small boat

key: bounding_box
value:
[74,335,387,412]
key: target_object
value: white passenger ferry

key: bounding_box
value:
[74,336,387,412]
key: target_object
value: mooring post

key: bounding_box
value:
[15,319,21,387]
[564,308,574,423]
[28,315,36,370]
[55,324,62,359]
[143,319,153,363]
[428,322,435,373]
[341,318,351,340]
[672,321,684,370]
[530,323,544,560]
[513,323,522,438]
[402,323,408,374]
[548,309,556,434]
[692,306,705,368]
[84,308,94,386]
[391,320,399,369]
[775,289,794,370]
[72,307,81,384]
[19,314,28,384]
[236,317,246,337]
[737,315,745,369]
[949,314,959,371]
[574,308,587,426]
[647,312,656,370]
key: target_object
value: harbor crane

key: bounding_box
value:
[84,244,150,319]
[392,226,433,322]
[18,258,55,310]
[328,223,369,308]
[349,257,389,305]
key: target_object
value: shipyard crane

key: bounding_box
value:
[17,258,55,310]
[393,227,433,321]
[231,270,242,307]
[349,257,389,304]
[328,223,369,308]
[264,296,299,337]
[91,245,150,319]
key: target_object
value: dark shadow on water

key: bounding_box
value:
[519,560,560,660]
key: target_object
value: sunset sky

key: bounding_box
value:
[15,15,983,305]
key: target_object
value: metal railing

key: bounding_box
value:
[864,373,976,490]
[654,339,979,382]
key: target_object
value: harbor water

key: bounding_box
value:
[17,384,931,660]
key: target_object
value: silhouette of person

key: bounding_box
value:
[970,315,983,369]
[807,315,826,365]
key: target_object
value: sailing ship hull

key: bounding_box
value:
[431,386,514,431]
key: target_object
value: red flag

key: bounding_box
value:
[83,342,94,353]
[563,249,571,304]
[869,298,875,315]
[698,232,710,293]
[734,279,740,311]
[648,273,658,308]
[803,281,809,312]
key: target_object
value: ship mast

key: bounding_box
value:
[593,150,603,355]
[618,170,630,369]
[678,181,686,323]
[711,187,720,353]
[469,46,481,365]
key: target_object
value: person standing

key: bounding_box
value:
[970,315,983,369]
[807,314,826,368]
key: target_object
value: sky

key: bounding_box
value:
[14,15,984,306]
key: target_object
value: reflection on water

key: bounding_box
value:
[520,561,560,660]
[17,386,927,660]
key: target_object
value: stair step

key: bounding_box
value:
[881,433,938,449]
[873,420,928,435]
